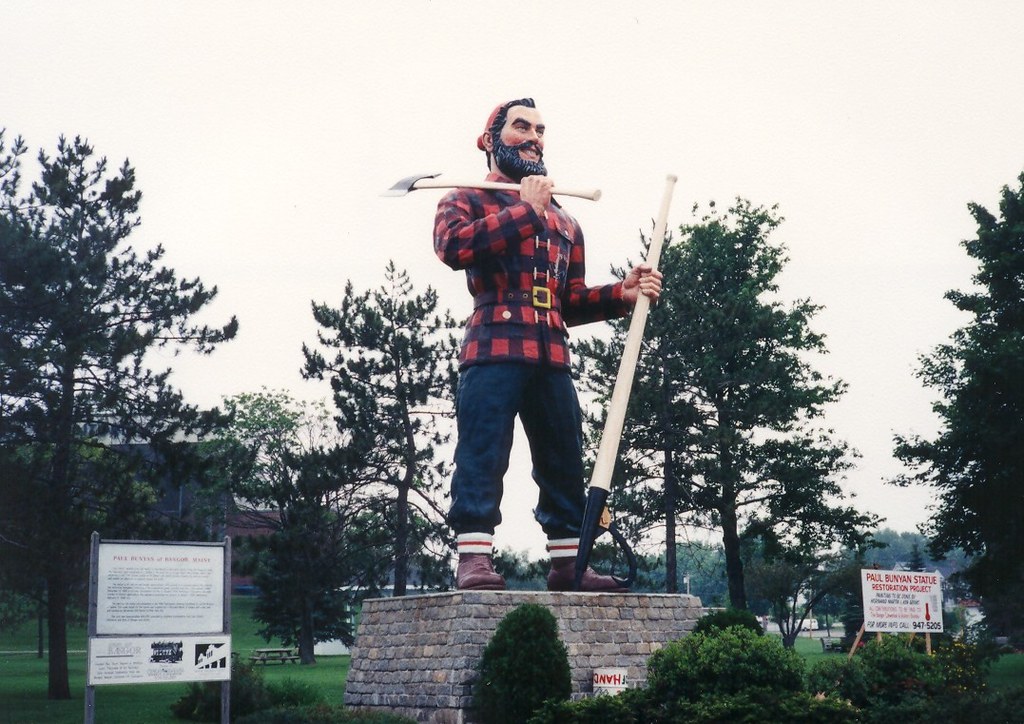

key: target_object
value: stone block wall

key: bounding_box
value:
[343,590,702,723]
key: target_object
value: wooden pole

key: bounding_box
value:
[848,622,866,659]
[572,175,677,589]
[588,174,678,493]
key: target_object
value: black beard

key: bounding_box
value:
[493,138,546,181]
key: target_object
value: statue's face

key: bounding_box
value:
[487,105,546,180]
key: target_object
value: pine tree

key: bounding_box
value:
[0,131,236,698]
[302,262,459,596]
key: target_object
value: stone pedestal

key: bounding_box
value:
[343,590,702,723]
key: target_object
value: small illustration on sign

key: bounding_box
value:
[150,640,183,664]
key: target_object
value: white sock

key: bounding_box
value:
[457,533,494,556]
[547,538,579,560]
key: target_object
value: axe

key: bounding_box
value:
[383,173,602,201]
[574,174,678,591]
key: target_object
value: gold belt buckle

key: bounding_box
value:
[531,286,552,309]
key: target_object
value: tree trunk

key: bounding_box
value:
[661,366,678,593]
[721,500,747,610]
[46,569,70,699]
[664,510,678,593]
[663,450,678,594]
[717,407,746,609]
[298,599,316,665]
[37,598,44,659]
[46,365,76,699]
[393,482,410,597]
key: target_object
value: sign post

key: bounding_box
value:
[85,534,232,723]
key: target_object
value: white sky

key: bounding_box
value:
[4,1,1022,558]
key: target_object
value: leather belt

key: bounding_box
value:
[473,286,555,310]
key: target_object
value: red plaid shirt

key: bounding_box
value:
[435,172,629,369]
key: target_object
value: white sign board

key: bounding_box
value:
[88,634,231,685]
[96,542,224,635]
[861,569,944,634]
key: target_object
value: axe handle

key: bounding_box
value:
[411,177,602,201]
[588,174,677,492]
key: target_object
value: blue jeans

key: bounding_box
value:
[448,363,586,539]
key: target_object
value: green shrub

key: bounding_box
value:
[531,629,858,724]
[682,688,859,724]
[647,626,804,703]
[806,655,868,702]
[527,687,647,724]
[170,657,322,722]
[808,637,941,721]
[932,636,995,695]
[267,677,325,709]
[235,704,416,724]
[847,636,943,710]
[691,608,764,637]
[531,686,861,724]
[171,657,269,721]
[473,603,572,724]
[809,635,1018,723]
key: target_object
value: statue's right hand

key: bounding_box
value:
[520,175,553,217]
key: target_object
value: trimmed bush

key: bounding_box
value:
[473,603,572,724]
[647,626,804,702]
[528,687,647,724]
[530,628,858,724]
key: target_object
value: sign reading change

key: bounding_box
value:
[861,569,944,634]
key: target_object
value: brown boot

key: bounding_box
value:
[547,556,629,593]
[456,553,506,591]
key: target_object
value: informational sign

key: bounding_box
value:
[861,569,944,634]
[86,534,231,713]
[96,542,224,635]
[88,634,231,686]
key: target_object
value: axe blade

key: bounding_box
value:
[382,172,443,197]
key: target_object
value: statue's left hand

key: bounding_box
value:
[622,263,663,305]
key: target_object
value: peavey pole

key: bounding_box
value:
[574,174,678,591]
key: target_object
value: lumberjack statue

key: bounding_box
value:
[432,98,662,591]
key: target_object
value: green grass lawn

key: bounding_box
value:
[1,597,349,724]
[986,649,1024,692]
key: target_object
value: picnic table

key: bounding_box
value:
[820,638,846,653]
[250,647,300,664]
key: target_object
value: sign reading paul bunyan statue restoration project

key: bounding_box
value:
[861,569,944,634]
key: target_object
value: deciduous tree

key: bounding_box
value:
[207,390,389,662]
[576,200,874,607]
[894,172,1024,641]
